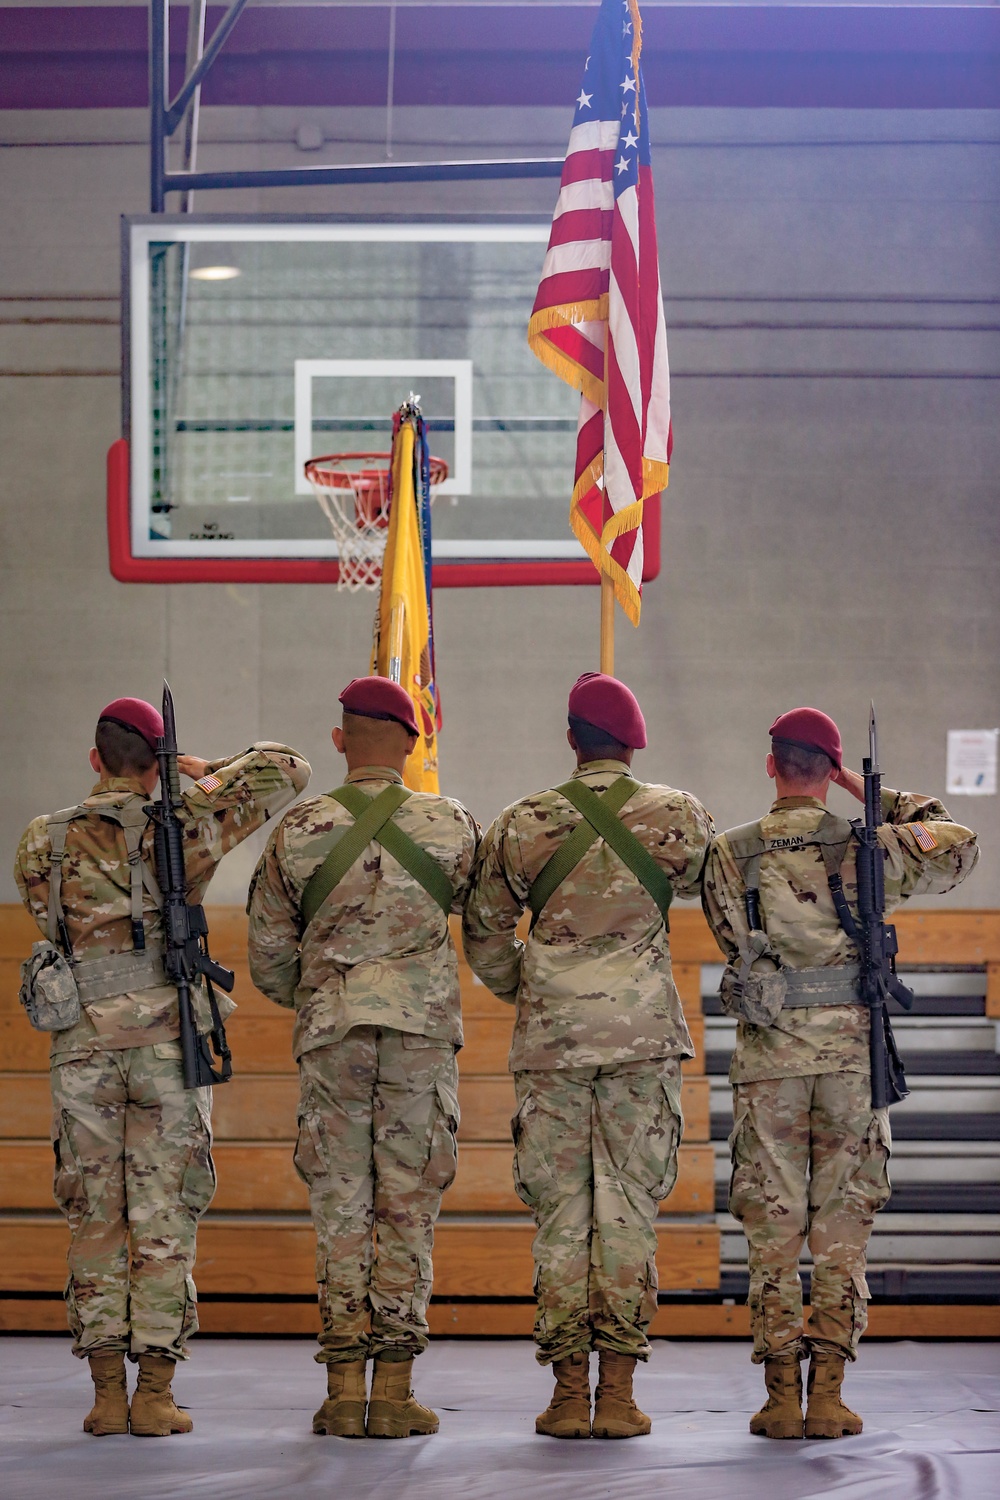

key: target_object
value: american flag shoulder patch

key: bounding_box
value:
[910,822,939,852]
[196,773,223,795]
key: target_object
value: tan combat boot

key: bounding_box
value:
[805,1352,863,1439]
[83,1352,129,1436]
[366,1356,439,1438]
[128,1354,194,1436]
[749,1356,804,1439]
[592,1351,651,1439]
[535,1351,592,1438]
[312,1360,367,1437]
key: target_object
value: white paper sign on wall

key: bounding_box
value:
[946,729,999,796]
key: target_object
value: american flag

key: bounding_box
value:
[528,0,670,626]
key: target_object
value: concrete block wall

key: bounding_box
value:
[1,105,997,904]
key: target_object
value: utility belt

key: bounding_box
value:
[73,947,168,1005]
[20,943,171,1033]
[718,813,864,1026]
[19,795,169,1033]
[779,963,862,1007]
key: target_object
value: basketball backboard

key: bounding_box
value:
[110,216,661,587]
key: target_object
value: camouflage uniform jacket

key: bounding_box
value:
[702,789,979,1084]
[14,743,310,1064]
[246,766,479,1059]
[462,760,715,1071]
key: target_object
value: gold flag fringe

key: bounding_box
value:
[528,302,609,411]
[628,0,643,129]
[571,454,604,507]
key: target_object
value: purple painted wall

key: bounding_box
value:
[1,5,998,110]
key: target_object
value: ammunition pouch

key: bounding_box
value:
[719,931,787,1025]
[19,940,81,1032]
[19,940,172,1033]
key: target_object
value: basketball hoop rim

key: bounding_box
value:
[304,451,449,489]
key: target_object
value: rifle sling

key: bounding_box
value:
[527,777,673,930]
[301,783,453,928]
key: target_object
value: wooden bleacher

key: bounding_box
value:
[1,905,998,1338]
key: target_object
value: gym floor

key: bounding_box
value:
[1,1338,997,1500]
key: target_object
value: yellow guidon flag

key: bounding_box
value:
[371,407,440,793]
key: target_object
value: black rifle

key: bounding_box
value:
[147,681,234,1090]
[853,703,913,1108]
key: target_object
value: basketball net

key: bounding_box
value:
[305,450,448,591]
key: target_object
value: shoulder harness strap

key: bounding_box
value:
[527,776,674,931]
[722,810,859,956]
[45,798,161,957]
[44,806,81,953]
[301,783,454,928]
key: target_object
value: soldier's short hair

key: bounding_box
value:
[771,739,834,785]
[568,714,629,760]
[95,719,157,776]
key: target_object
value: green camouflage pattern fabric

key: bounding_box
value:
[16,739,308,1363]
[730,1073,891,1362]
[51,1039,215,1360]
[15,743,311,1063]
[247,767,478,1057]
[702,788,979,1083]
[293,1026,459,1364]
[462,760,714,1070]
[513,1059,683,1364]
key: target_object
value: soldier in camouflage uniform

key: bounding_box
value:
[462,673,713,1441]
[247,676,478,1439]
[14,697,309,1437]
[702,707,979,1440]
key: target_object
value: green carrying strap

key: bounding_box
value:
[527,776,674,930]
[301,782,454,929]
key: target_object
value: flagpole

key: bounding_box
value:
[600,573,615,674]
[388,596,406,684]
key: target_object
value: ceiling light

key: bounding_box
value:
[190,265,241,282]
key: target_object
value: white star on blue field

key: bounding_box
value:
[571,0,651,199]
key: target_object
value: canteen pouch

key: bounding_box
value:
[719,931,787,1026]
[19,940,81,1032]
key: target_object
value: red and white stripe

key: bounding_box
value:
[528,96,671,624]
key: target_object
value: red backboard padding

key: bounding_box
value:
[107,439,661,588]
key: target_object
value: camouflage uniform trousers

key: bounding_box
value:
[293,1024,460,1365]
[729,1072,892,1363]
[50,1040,215,1361]
[512,1059,683,1366]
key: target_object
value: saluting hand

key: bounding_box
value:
[177,755,210,781]
[831,765,865,803]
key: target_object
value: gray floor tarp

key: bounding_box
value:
[2,1338,998,1500]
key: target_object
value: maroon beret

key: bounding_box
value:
[567,672,647,750]
[339,676,420,737]
[769,707,842,770]
[98,697,164,753]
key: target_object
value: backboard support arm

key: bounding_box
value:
[146,0,563,212]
